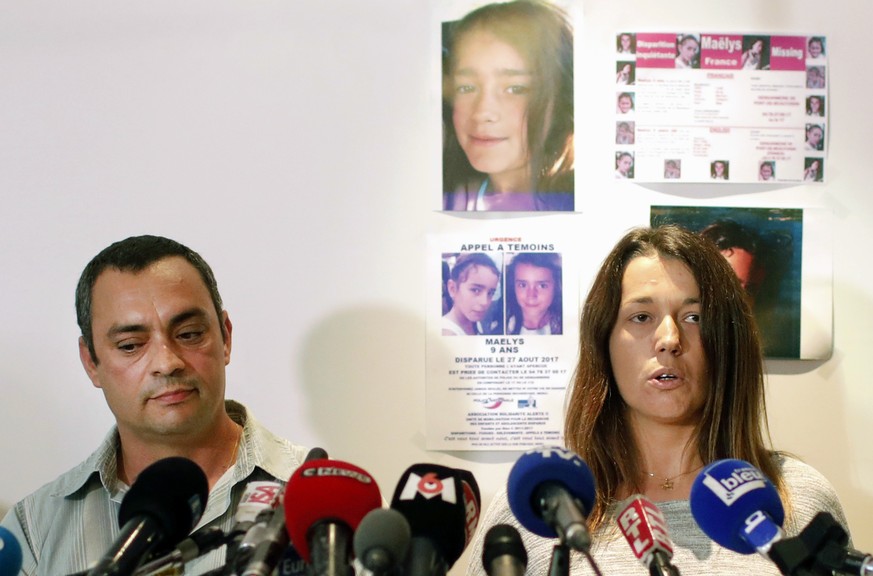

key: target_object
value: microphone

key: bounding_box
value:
[353,508,411,576]
[616,495,680,576]
[482,524,527,576]
[782,511,873,576]
[284,458,382,576]
[0,526,23,576]
[689,459,785,557]
[220,481,284,574]
[234,447,328,576]
[133,526,226,576]
[87,457,209,576]
[506,446,595,552]
[391,464,481,576]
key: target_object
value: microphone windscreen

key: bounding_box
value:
[283,459,382,562]
[0,526,23,576]
[391,464,480,567]
[506,447,595,538]
[353,508,411,570]
[689,459,785,554]
[482,524,526,571]
[119,456,209,549]
[304,447,328,462]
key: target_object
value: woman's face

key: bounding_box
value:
[679,38,699,63]
[609,255,708,428]
[448,265,499,324]
[809,97,821,113]
[513,263,555,322]
[618,95,633,113]
[617,154,633,175]
[752,40,763,54]
[808,40,823,59]
[452,29,532,186]
[620,34,632,51]
[714,162,725,176]
[760,163,773,179]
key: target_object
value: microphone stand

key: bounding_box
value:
[548,543,569,576]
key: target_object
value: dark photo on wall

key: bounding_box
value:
[441,1,575,212]
[651,206,803,358]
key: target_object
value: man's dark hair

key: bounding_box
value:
[76,235,224,363]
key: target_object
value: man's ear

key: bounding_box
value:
[221,311,233,366]
[79,336,102,389]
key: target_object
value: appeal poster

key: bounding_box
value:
[426,215,582,450]
[614,33,827,183]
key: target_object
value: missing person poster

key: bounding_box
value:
[614,33,827,183]
[426,215,582,450]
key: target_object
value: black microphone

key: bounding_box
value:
[87,457,209,576]
[133,526,225,575]
[786,511,873,576]
[482,524,527,576]
[391,464,481,576]
[353,508,411,576]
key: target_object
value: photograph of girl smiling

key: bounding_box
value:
[442,0,574,212]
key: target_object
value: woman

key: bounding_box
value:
[442,0,574,212]
[741,38,765,70]
[710,160,729,180]
[466,226,848,575]
[505,252,562,335]
[806,95,824,117]
[675,35,699,69]
[804,159,823,182]
[616,92,634,114]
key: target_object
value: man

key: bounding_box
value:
[1,235,309,575]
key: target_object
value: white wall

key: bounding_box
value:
[1,0,870,572]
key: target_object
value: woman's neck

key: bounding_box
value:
[624,417,703,501]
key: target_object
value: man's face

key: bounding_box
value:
[808,127,823,147]
[79,256,232,443]
[760,163,773,179]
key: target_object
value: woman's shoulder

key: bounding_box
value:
[773,453,850,537]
